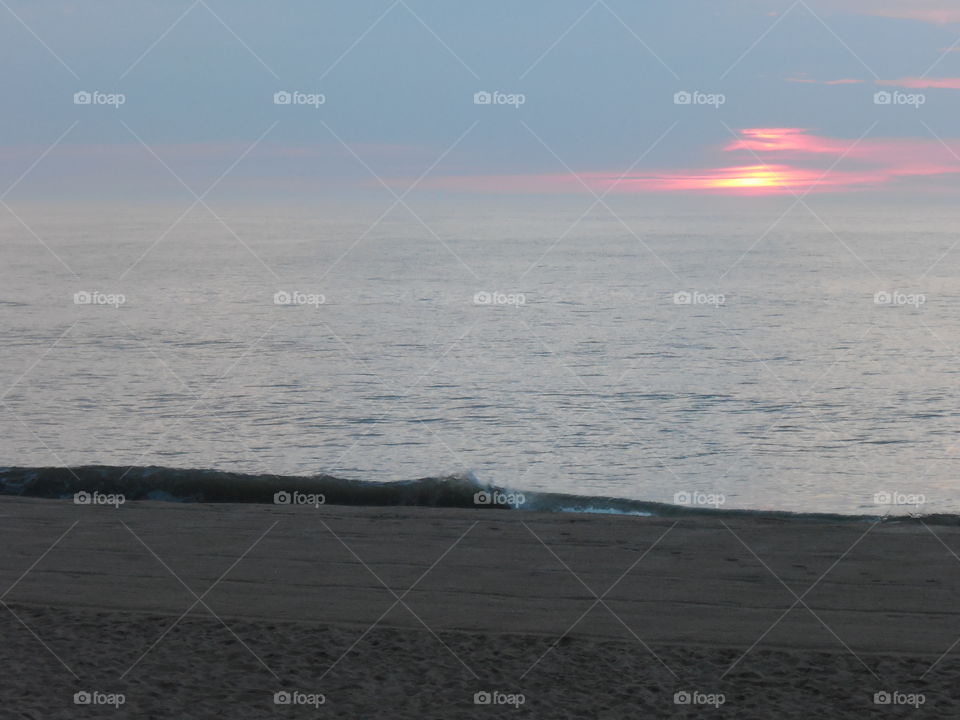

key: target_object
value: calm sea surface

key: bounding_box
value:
[3,201,959,514]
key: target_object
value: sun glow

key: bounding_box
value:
[706,166,796,190]
[611,164,830,195]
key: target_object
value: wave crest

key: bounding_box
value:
[2,465,955,523]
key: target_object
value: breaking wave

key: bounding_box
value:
[1,465,955,523]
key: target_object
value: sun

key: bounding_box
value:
[699,165,807,194]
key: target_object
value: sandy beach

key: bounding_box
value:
[0,497,956,717]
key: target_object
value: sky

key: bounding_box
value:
[3,0,960,200]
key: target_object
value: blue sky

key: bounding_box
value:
[3,0,960,199]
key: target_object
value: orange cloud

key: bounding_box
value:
[657,130,960,194]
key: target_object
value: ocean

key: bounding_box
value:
[3,200,958,516]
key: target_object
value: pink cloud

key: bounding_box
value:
[879,77,960,89]
[8,131,960,199]
[416,128,960,196]
[723,128,850,156]
[825,1,960,24]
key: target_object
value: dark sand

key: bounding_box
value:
[1,497,958,718]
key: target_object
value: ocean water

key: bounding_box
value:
[2,200,958,515]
